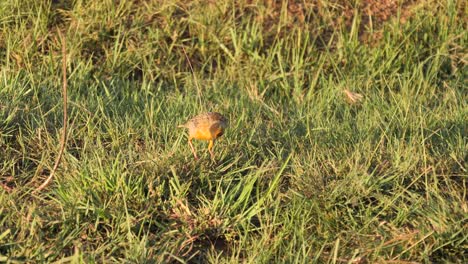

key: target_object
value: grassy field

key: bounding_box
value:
[0,0,467,263]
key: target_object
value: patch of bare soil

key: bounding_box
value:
[246,0,426,47]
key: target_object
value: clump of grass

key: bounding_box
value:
[1,0,466,263]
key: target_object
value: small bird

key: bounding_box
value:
[178,112,229,160]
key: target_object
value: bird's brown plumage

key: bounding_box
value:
[179,112,228,160]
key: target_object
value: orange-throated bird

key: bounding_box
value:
[178,112,228,160]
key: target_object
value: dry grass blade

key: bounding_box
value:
[33,30,68,193]
[1,182,13,193]
[343,89,364,105]
[182,46,202,107]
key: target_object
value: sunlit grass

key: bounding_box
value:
[0,0,466,263]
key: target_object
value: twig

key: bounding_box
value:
[33,30,68,193]
[181,46,202,107]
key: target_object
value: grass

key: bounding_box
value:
[0,0,466,263]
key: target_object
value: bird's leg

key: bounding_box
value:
[188,138,198,160]
[208,139,215,160]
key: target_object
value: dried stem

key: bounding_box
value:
[33,30,68,193]
[181,46,202,107]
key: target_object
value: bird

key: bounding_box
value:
[178,112,229,160]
